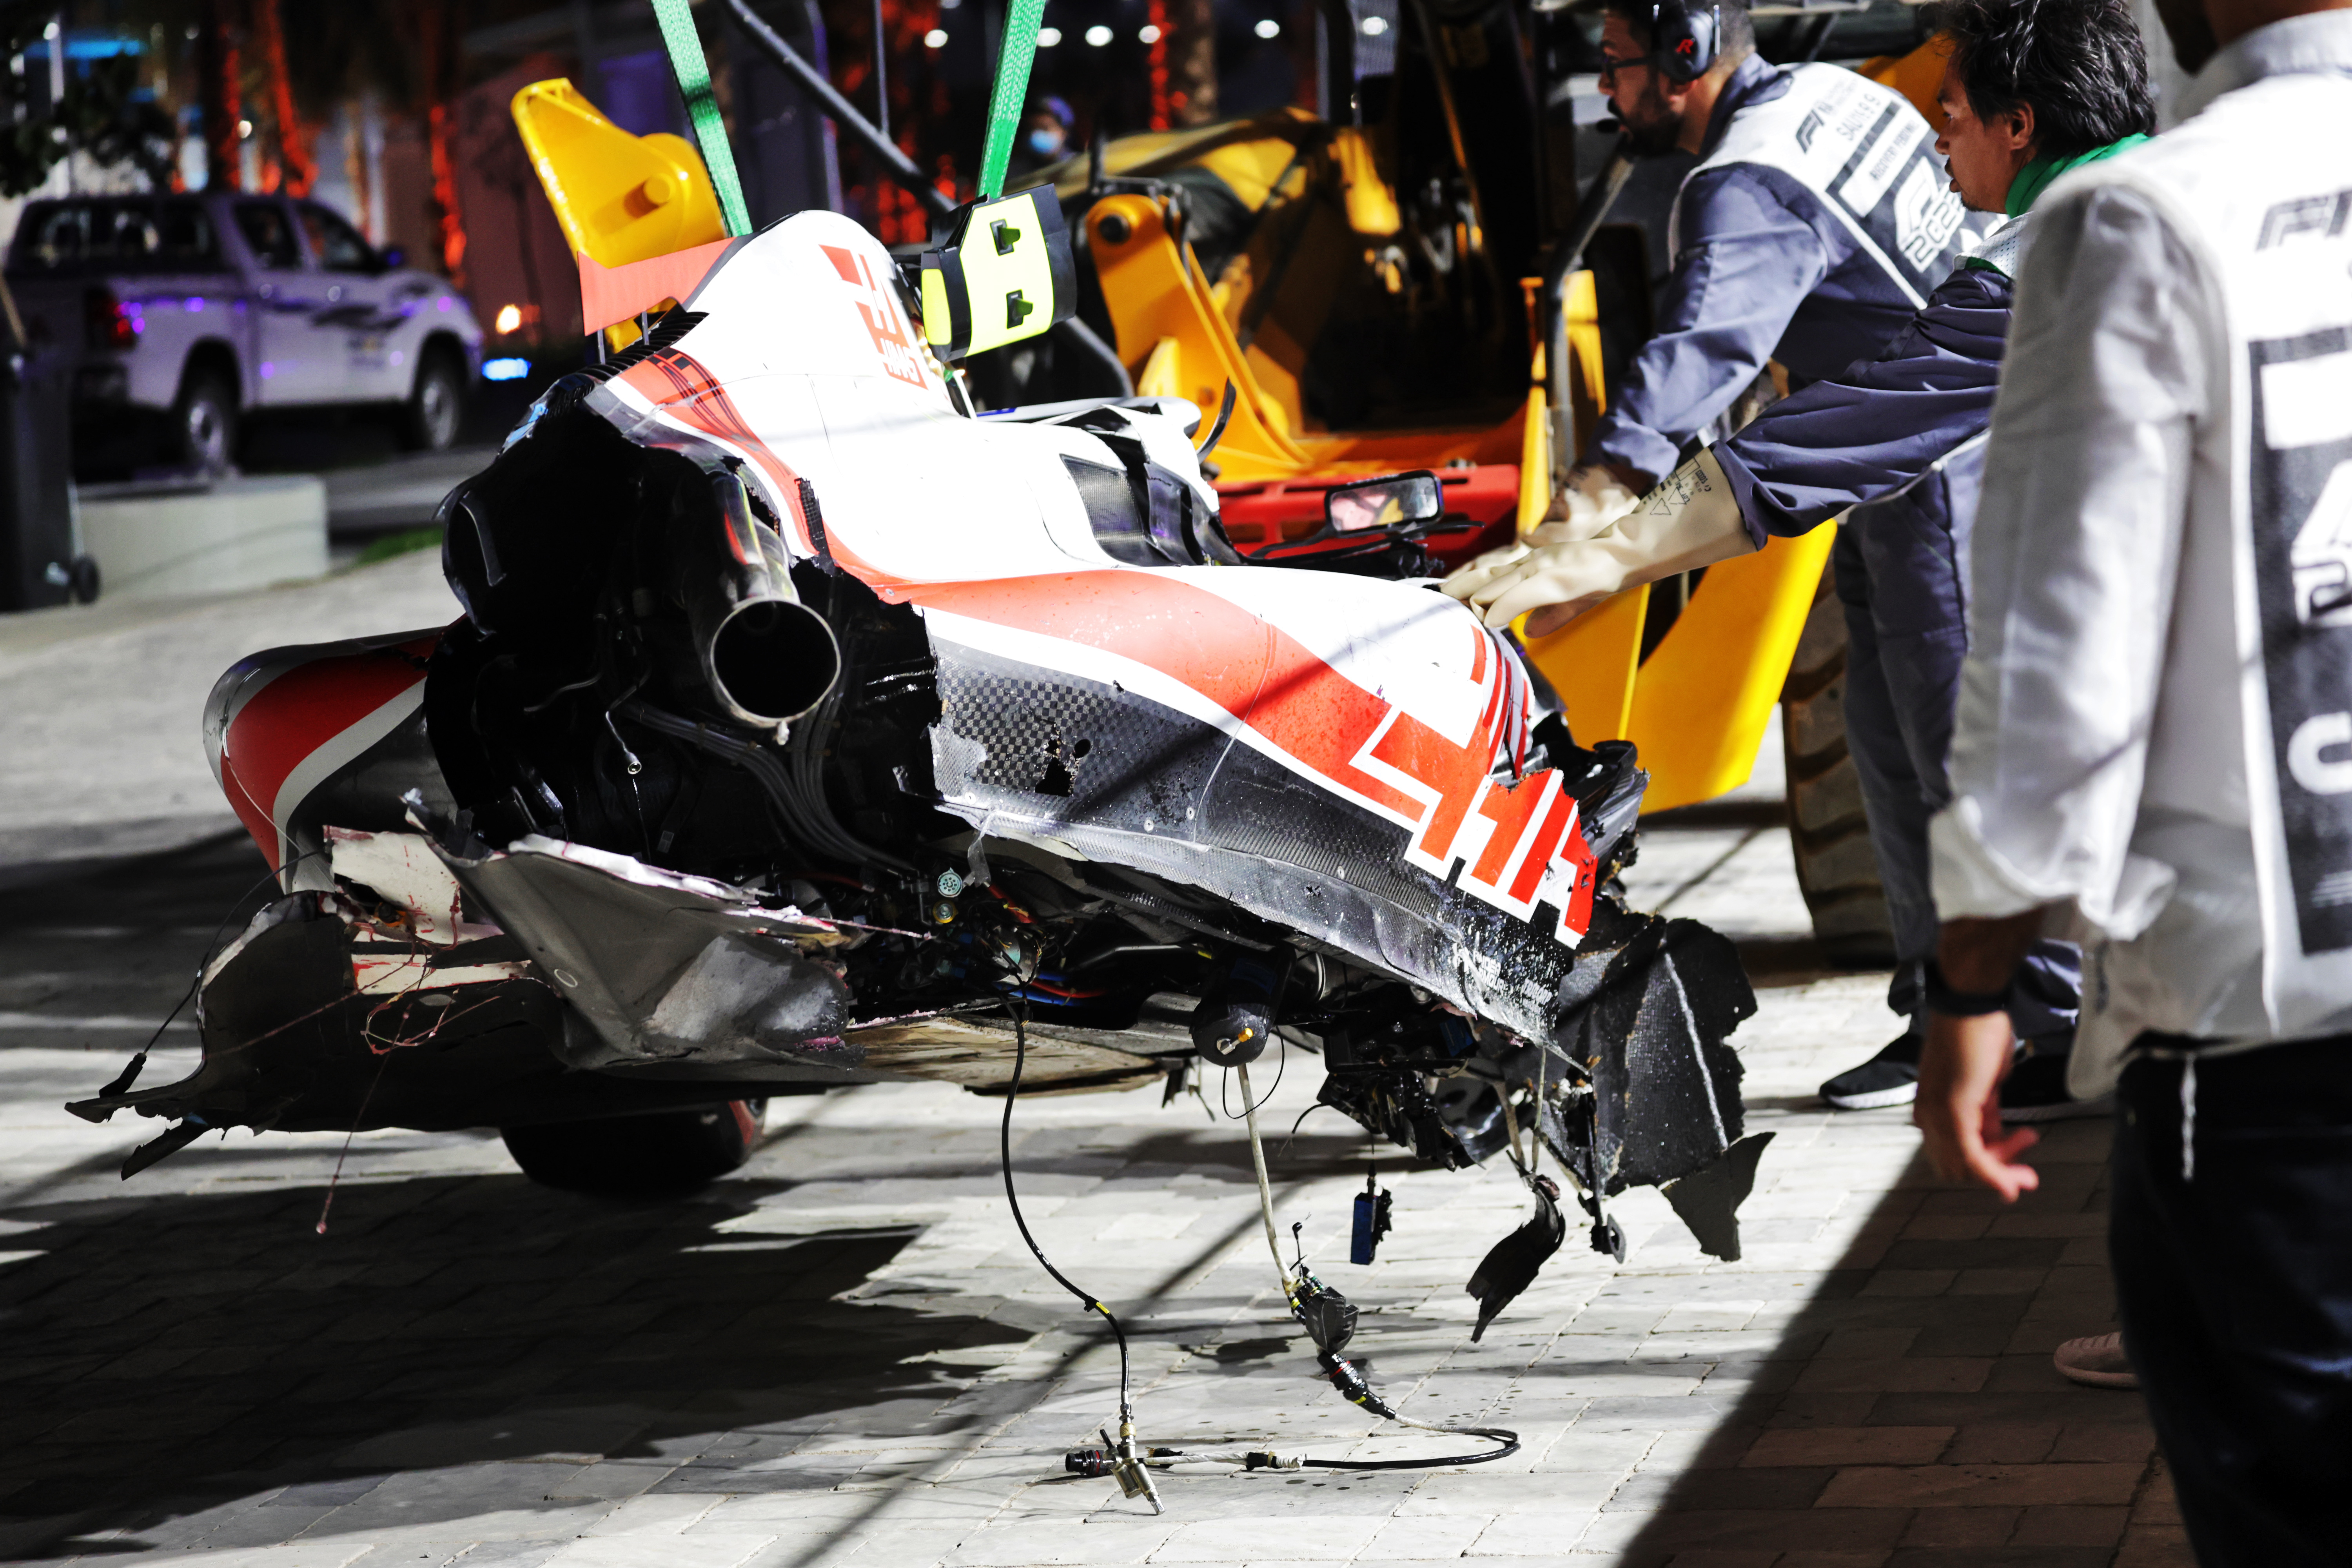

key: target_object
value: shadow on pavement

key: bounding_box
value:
[0,834,276,1064]
[1602,1129,2162,1566]
[0,830,265,910]
[0,1174,1015,1560]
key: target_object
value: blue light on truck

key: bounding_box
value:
[482,358,531,382]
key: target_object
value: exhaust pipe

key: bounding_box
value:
[688,471,842,730]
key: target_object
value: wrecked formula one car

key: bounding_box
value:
[69,210,1769,1271]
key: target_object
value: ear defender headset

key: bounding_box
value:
[1647,0,1721,83]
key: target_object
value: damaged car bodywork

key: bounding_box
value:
[73,211,1769,1265]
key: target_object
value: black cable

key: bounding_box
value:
[996,959,1138,1437]
[1218,1030,1288,1120]
[1007,950,1515,1481]
[1227,1059,1520,1474]
[1296,1441,1519,1470]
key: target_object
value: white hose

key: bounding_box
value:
[1233,1060,1290,1281]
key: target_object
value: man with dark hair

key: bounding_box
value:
[1449,0,2154,1145]
[1915,0,2352,1548]
[1533,0,1984,535]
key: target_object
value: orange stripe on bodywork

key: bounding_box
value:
[576,240,737,334]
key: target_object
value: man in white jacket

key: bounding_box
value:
[1914,0,2352,1553]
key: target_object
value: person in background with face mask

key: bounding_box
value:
[1452,0,2153,1136]
[1540,0,1987,534]
[1007,96,1074,177]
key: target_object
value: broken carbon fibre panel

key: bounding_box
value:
[1539,917,1762,1259]
[74,889,575,1156]
[424,830,858,1076]
[420,829,1167,1092]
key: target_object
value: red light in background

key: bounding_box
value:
[84,287,138,351]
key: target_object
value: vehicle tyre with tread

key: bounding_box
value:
[501,1099,766,1196]
[1783,564,1898,965]
[401,345,467,452]
[172,367,239,474]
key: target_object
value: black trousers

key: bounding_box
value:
[1833,488,2080,1042]
[2112,1037,2352,1564]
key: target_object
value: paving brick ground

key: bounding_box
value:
[0,734,2188,1567]
[0,549,457,867]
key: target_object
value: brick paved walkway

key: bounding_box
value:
[0,783,2188,1566]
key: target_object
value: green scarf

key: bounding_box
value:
[2004,132,2152,217]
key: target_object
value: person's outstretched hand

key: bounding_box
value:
[1439,454,1752,635]
[1916,1010,2039,1201]
[1438,467,1641,612]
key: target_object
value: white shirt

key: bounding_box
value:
[1928,13,2352,1092]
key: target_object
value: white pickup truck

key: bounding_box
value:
[5,192,485,473]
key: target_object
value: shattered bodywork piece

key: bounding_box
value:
[81,208,1767,1282]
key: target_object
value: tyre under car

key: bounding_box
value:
[500,1099,768,1196]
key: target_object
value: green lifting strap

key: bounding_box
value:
[651,0,754,237]
[977,0,1046,199]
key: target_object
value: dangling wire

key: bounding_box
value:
[1219,1029,1287,1120]
[1236,1059,1291,1282]
[1002,958,1514,1481]
[82,847,327,1114]
[1218,1058,1519,1472]
[996,949,1162,1513]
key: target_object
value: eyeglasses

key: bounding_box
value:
[1597,51,1650,80]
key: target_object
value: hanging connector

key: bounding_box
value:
[1287,1261,1360,1357]
[1318,1349,1399,1420]
[1068,1433,1184,1477]
[1221,1058,1520,1474]
[603,709,643,775]
[1351,1172,1393,1265]
[1112,1416,1163,1512]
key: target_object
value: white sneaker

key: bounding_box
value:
[2054,1331,2138,1389]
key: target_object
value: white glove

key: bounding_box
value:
[1439,467,1641,603]
[1459,448,1754,631]
[1545,465,1643,539]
